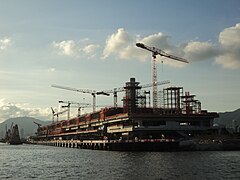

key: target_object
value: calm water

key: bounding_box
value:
[0,143,239,180]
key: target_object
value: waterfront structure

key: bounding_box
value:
[29,78,219,151]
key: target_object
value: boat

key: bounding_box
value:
[28,78,219,151]
[5,123,23,145]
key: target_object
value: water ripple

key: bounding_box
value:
[0,143,240,179]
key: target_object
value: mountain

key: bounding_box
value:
[0,117,51,139]
[214,108,240,128]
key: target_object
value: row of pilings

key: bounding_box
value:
[26,138,180,151]
[28,140,111,150]
[26,138,240,151]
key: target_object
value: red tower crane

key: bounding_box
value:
[136,43,188,111]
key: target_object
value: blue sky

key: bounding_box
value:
[0,0,239,122]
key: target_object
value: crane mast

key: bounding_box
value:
[136,43,188,111]
[152,54,158,109]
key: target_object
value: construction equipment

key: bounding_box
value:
[136,43,188,110]
[51,107,68,122]
[51,85,110,112]
[59,100,91,117]
[52,80,170,111]
[99,80,170,108]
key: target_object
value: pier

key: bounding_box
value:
[28,138,179,151]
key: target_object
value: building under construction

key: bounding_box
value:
[29,78,219,151]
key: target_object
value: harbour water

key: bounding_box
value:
[0,143,239,180]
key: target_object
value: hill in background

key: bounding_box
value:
[214,108,240,128]
[0,117,50,139]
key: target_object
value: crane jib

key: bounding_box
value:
[136,42,189,63]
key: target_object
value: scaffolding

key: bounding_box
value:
[123,78,141,113]
[181,92,201,114]
[137,91,147,108]
[163,87,183,114]
[158,90,164,108]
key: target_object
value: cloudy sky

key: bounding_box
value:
[0,0,240,122]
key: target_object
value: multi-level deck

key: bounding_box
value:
[29,78,219,151]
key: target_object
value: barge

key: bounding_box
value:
[28,78,219,151]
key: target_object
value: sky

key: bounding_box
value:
[0,0,240,122]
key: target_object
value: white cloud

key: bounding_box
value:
[181,23,240,68]
[83,44,99,54]
[52,23,240,69]
[102,28,133,59]
[82,44,100,59]
[118,45,147,61]
[0,98,51,122]
[215,53,240,69]
[183,41,218,61]
[53,40,100,59]
[102,29,186,66]
[53,40,78,56]
[215,23,240,69]
[102,28,216,66]
[140,32,173,50]
[219,24,240,49]
[0,37,12,50]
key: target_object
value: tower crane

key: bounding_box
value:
[136,43,188,110]
[52,80,170,111]
[51,85,109,112]
[51,107,68,122]
[58,100,91,117]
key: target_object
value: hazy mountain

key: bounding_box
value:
[0,117,51,139]
[214,108,240,128]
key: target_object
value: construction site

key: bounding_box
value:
[28,43,220,151]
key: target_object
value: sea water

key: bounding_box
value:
[0,143,239,180]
